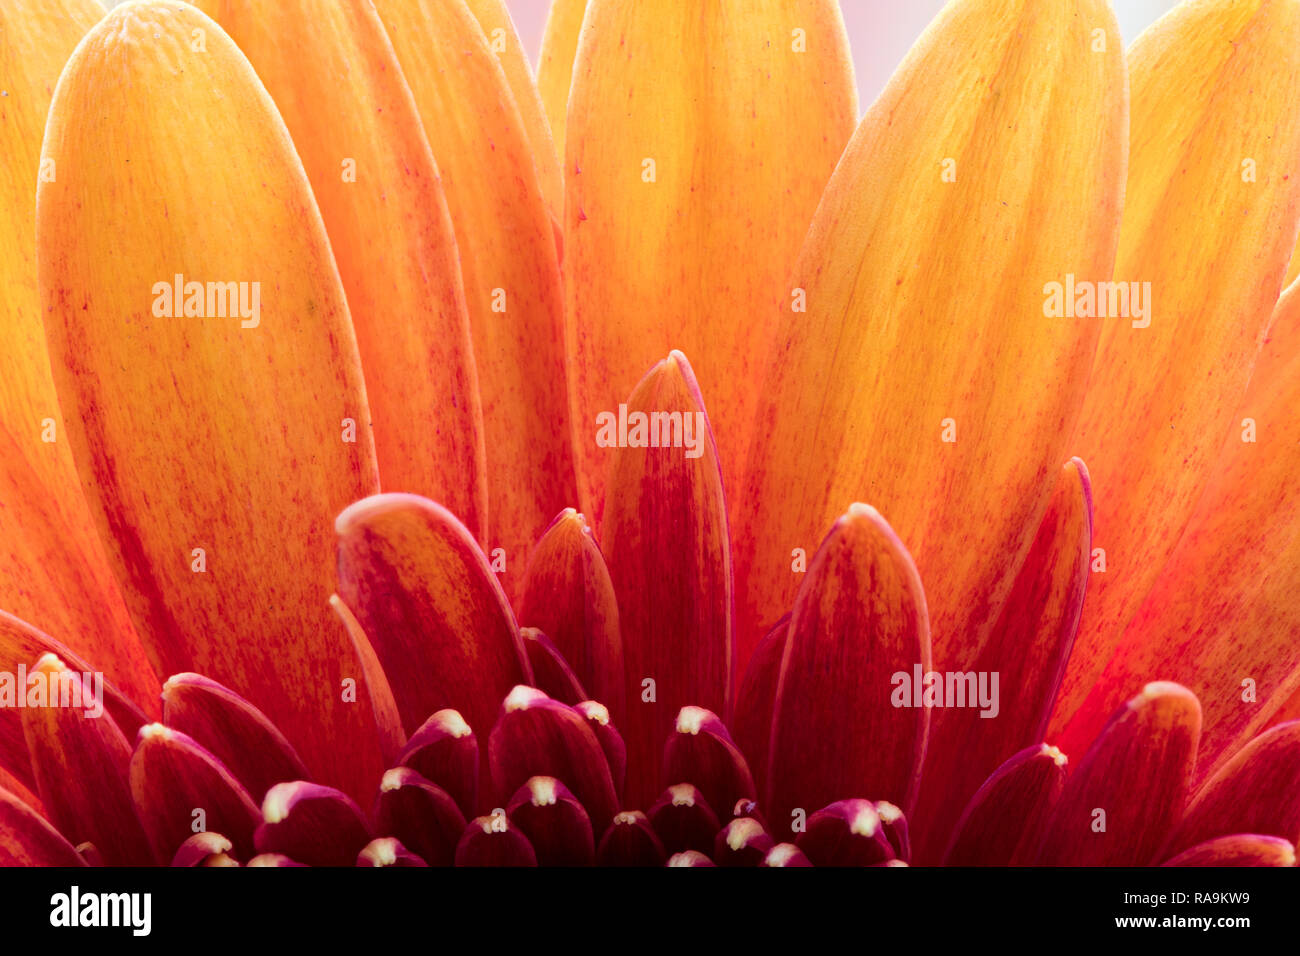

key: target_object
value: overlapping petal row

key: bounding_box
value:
[1,0,1298,867]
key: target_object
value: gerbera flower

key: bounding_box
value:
[0,0,1298,868]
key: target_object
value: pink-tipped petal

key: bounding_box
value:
[942,745,1068,867]
[575,700,626,802]
[597,811,666,867]
[171,831,237,867]
[506,776,594,866]
[646,784,721,858]
[255,781,373,868]
[357,837,429,868]
[1162,834,1295,868]
[713,817,774,868]
[796,799,894,867]
[396,709,479,819]
[455,814,537,867]
[0,785,86,866]
[373,767,466,868]
[521,628,588,705]
[662,706,756,826]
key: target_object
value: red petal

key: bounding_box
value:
[662,706,756,826]
[713,817,774,867]
[357,837,429,868]
[797,799,894,867]
[942,744,1067,867]
[455,814,537,867]
[396,709,479,819]
[171,831,237,867]
[255,781,373,868]
[1162,834,1295,867]
[761,843,812,868]
[0,786,85,866]
[575,700,626,803]
[667,850,716,868]
[646,784,721,858]
[732,614,788,801]
[373,767,466,867]
[330,594,406,769]
[505,776,594,866]
[521,628,588,705]
[596,811,666,867]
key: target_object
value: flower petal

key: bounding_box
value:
[372,0,575,592]
[130,723,261,863]
[329,595,405,769]
[563,0,856,530]
[712,817,773,868]
[487,686,619,829]
[38,1,384,800]
[1162,834,1295,868]
[373,768,465,868]
[455,814,537,867]
[913,459,1092,862]
[335,493,531,782]
[246,853,305,868]
[21,653,150,865]
[1054,0,1300,746]
[760,844,811,868]
[505,775,595,866]
[941,744,1067,867]
[519,508,624,720]
[737,0,1126,679]
[766,505,931,838]
[0,785,86,867]
[536,0,586,166]
[0,0,159,712]
[646,783,721,858]
[521,628,588,706]
[797,799,894,867]
[194,0,488,538]
[1066,287,1300,776]
[256,781,373,868]
[1036,684,1200,866]
[1162,722,1300,856]
[396,709,480,820]
[357,836,428,868]
[171,831,237,868]
[575,700,626,803]
[732,614,788,799]
[160,673,310,802]
[597,811,666,867]
[603,351,731,810]
[662,707,756,827]
[463,0,563,216]
[668,850,716,868]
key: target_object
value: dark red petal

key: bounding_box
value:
[246,853,307,867]
[1163,721,1300,855]
[597,811,667,867]
[330,594,406,768]
[521,627,587,705]
[171,831,238,867]
[732,614,788,797]
[21,653,151,865]
[767,505,931,840]
[0,785,86,866]
[942,745,1067,867]
[372,767,466,867]
[488,686,619,830]
[130,723,261,863]
[575,700,626,802]
[455,814,538,866]
[1036,683,1201,866]
[796,799,894,866]
[357,837,428,867]
[667,850,716,867]
[506,776,594,866]
[713,817,774,867]
[396,708,479,818]
[761,843,812,867]
[646,783,721,856]
[875,801,910,863]
[161,672,311,801]
[913,459,1091,862]
[1161,834,1295,867]
[603,351,732,810]
[255,781,373,867]
[662,706,757,827]
[519,508,624,720]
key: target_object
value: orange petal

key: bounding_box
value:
[564,0,857,530]
[1066,286,1300,775]
[20,654,151,865]
[1035,683,1201,866]
[37,2,383,800]
[329,594,405,770]
[1054,0,1300,741]
[0,0,158,713]
[1163,722,1300,856]
[601,352,731,810]
[536,0,586,167]
[766,504,931,837]
[941,744,1067,867]
[195,0,488,538]
[0,785,85,867]
[372,0,575,597]
[463,0,564,216]
[1162,834,1295,868]
[335,494,531,772]
[518,508,623,721]
[912,459,1092,862]
[737,0,1126,679]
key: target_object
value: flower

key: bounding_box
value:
[1,0,1299,868]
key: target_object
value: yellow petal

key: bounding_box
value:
[194,0,489,538]
[372,0,575,598]
[38,2,382,800]
[0,0,158,710]
[738,0,1126,672]
[463,0,564,216]
[536,0,586,169]
[564,0,857,530]
[1053,0,1300,737]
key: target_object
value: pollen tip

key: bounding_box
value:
[675,706,708,735]
[849,807,879,838]
[380,768,405,792]
[504,685,546,713]
[875,801,902,823]
[668,784,696,807]
[528,777,558,806]
[138,722,169,741]
[1042,744,1068,767]
[433,709,472,738]
[578,701,610,725]
[727,818,763,851]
